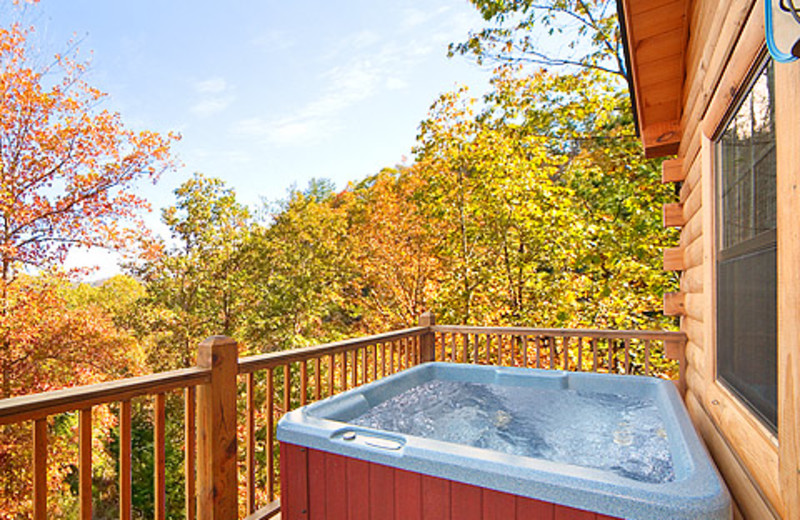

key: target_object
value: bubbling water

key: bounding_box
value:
[351,380,675,483]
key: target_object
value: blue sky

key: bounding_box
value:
[23,1,494,275]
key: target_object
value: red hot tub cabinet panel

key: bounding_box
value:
[280,443,622,520]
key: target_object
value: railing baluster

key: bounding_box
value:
[450,334,456,363]
[577,338,583,372]
[624,339,631,374]
[362,347,367,384]
[399,339,404,370]
[372,344,377,381]
[246,373,256,514]
[184,389,195,520]
[522,335,529,368]
[497,335,503,366]
[284,364,292,412]
[512,336,519,367]
[314,357,321,401]
[608,339,615,374]
[592,338,598,372]
[548,337,556,369]
[461,334,467,363]
[339,352,346,391]
[266,368,275,501]
[472,334,478,364]
[350,349,358,388]
[405,337,412,368]
[121,399,133,520]
[33,418,47,520]
[645,340,652,376]
[485,335,491,364]
[79,407,92,520]
[300,361,308,406]
[536,336,542,368]
[563,337,569,371]
[328,354,334,397]
[155,393,166,520]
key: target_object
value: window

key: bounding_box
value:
[715,57,777,432]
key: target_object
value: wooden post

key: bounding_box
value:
[33,418,47,520]
[196,336,238,520]
[664,338,687,397]
[418,312,436,363]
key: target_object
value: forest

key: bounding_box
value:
[0,0,678,517]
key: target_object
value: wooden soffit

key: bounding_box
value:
[618,0,690,158]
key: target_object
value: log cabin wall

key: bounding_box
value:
[620,1,800,518]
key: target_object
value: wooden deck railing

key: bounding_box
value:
[0,313,686,519]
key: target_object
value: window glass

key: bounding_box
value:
[715,58,777,432]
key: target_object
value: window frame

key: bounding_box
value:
[712,51,778,434]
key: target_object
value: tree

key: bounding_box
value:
[450,0,626,82]
[411,67,676,329]
[134,174,251,370]
[414,82,580,325]
[0,17,177,518]
[240,182,357,351]
[347,167,442,329]
[0,20,178,386]
[0,23,178,277]
[0,273,147,517]
[483,68,677,328]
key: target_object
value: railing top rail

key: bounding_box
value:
[238,326,428,374]
[0,367,210,426]
[431,325,686,342]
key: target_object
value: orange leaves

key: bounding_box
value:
[0,22,178,272]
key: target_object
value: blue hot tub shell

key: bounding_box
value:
[277,363,731,520]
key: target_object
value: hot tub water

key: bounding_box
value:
[351,379,674,483]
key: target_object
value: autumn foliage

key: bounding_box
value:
[0,18,177,518]
[0,24,178,274]
[0,2,681,517]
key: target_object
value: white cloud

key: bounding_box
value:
[193,77,228,94]
[232,116,337,146]
[231,14,465,147]
[190,77,235,117]
[251,31,295,52]
[401,8,432,29]
[385,77,408,90]
[401,6,451,30]
[190,96,235,117]
[230,58,385,146]
[348,30,380,49]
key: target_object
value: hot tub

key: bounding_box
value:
[277,363,730,519]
